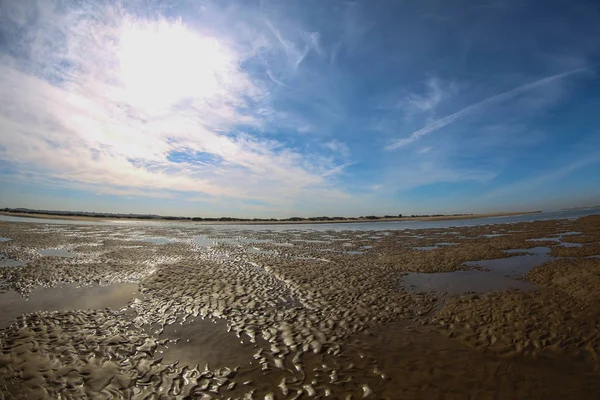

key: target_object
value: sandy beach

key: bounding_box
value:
[1,214,600,398]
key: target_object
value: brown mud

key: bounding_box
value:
[0,215,599,398]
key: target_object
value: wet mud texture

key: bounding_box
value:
[0,215,600,399]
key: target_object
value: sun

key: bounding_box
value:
[118,20,230,113]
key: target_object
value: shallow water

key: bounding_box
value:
[343,250,365,255]
[136,236,175,244]
[466,247,552,277]
[2,207,599,231]
[528,237,561,242]
[194,235,216,247]
[402,270,534,294]
[39,248,76,257]
[248,247,278,255]
[413,246,438,251]
[560,242,583,247]
[0,237,11,242]
[0,283,140,329]
[0,256,27,267]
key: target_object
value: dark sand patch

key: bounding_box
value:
[158,318,257,369]
[550,242,600,257]
[355,321,600,399]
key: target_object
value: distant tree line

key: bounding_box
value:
[1,208,472,222]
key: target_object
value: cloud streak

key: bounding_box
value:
[387,66,592,150]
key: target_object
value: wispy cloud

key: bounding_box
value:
[322,140,351,159]
[264,20,321,70]
[387,66,592,150]
[404,76,457,114]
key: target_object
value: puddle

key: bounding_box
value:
[528,237,560,243]
[247,247,278,255]
[503,246,550,256]
[413,246,438,251]
[343,251,365,255]
[436,242,458,246]
[466,247,551,277]
[194,235,216,247]
[247,239,275,244]
[214,237,244,245]
[560,242,583,247]
[561,231,582,236]
[137,237,175,244]
[293,256,330,262]
[39,248,76,257]
[482,234,505,238]
[0,283,140,329]
[0,254,27,267]
[402,271,534,295]
[0,237,11,242]
[159,318,257,369]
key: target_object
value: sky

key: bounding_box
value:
[0,0,599,218]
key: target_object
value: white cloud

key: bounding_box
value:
[0,0,358,215]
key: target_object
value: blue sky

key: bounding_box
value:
[0,0,599,217]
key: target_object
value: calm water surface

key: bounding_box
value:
[0,208,598,231]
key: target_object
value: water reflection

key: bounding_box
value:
[0,283,140,329]
[2,207,599,231]
[466,247,552,277]
[39,248,76,257]
[402,271,534,295]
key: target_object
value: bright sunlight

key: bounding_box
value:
[118,20,230,113]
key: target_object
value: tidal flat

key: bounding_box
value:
[1,215,600,399]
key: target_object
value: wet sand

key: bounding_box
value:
[0,215,599,398]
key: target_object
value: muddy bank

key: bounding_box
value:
[1,215,600,398]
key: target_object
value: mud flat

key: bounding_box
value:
[1,215,600,398]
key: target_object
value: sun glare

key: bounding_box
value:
[118,20,229,113]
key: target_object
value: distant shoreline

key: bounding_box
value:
[0,210,541,225]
